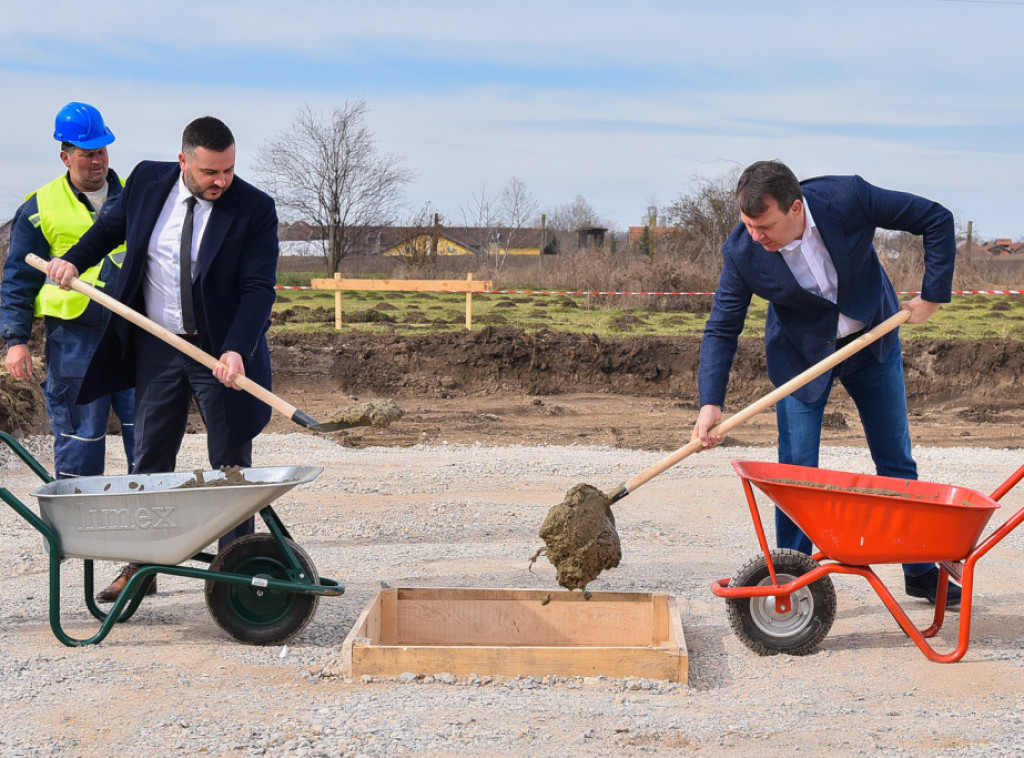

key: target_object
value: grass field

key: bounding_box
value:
[272,271,1024,341]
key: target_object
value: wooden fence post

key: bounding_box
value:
[466,273,474,331]
[334,272,342,329]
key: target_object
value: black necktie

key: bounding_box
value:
[180,196,198,335]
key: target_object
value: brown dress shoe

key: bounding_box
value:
[96,563,157,603]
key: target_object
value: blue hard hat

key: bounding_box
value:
[53,102,115,149]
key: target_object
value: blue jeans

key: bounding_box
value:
[775,338,932,577]
[43,319,135,479]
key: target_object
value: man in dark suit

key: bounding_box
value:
[692,160,959,606]
[47,116,279,602]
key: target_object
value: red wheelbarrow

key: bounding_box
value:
[711,459,1024,662]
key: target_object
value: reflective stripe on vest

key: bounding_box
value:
[32,175,126,320]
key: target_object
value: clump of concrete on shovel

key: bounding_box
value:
[530,483,621,592]
[327,399,404,428]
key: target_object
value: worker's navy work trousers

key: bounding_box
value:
[43,318,135,479]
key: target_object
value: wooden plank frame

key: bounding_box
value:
[309,274,493,331]
[342,587,688,683]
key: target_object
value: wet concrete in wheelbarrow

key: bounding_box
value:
[178,466,252,488]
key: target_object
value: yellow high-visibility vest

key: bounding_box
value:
[30,175,125,320]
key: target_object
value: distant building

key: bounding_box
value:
[381,226,556,257]
[278,220,323,256]
[627,225,676,246]
[576,227,608,249]
[959,238,1024,257]
[278,222,557,258]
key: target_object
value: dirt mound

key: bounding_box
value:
[0,374,48,438]
[5,329,1021,449]
[268,328,1022,412]
[264,329,1024,450]
[269,327,708,399]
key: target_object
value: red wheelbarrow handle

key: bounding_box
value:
[608,309,912,503]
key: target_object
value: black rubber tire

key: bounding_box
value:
[726,549,836,657]
[204,534,320,645]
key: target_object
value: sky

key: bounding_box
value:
[2,0,1024,239]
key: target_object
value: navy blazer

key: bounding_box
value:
[698,175,955,407]
[62,160,279,442]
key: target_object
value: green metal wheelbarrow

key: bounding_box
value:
[0,431,344,647]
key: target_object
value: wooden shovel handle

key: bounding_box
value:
[615,309,913,499]
[25,253,301,420]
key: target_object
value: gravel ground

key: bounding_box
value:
[1,433,1023,756]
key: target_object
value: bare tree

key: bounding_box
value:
[546,194,602,232]
[395,202,445,273]
[544,194,606,254]
[255,101,413,272]
[460,176,538,273]
[662,171,740,268]
[877,221,989,291]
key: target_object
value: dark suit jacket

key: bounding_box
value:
[62,160,279,442]
[698,174,955,407]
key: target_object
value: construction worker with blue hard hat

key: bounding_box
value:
[0,103,142,594]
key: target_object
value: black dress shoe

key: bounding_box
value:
[96,563,157,603]
[905,567,961,607]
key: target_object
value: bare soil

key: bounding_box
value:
[4,328,1021,449]
[262,328,1024,450]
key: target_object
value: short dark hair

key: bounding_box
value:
[181,116,235,156]
[736,160,802,217]
[60,142,96,155]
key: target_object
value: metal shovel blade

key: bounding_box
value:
[290,409,362,433]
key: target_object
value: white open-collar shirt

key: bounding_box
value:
[779,201,866,339]
[144,175,212,334]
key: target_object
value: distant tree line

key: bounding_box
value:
[257,101,995,293]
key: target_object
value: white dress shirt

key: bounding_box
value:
[779,202,866,339]
[144,176,212,334]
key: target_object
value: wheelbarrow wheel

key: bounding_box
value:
[205,534,320,645]
[726,549,836,657]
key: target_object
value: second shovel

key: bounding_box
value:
[26,254,393,433]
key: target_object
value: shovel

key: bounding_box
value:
[606,308,912,504]
[27,253,362,433]
[536,309,912,590]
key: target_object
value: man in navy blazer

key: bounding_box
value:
[693,160,959,607]
[48,116,279,602]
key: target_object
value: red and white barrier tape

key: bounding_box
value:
[276,286,1024,296]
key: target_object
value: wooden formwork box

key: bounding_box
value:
[342,587,688,683]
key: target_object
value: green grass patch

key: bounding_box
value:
[271,275,1024,340]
